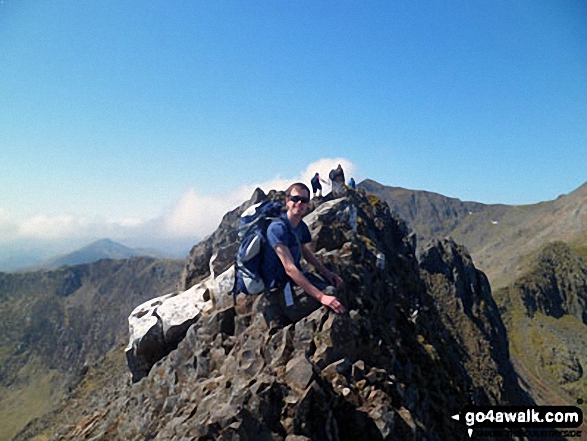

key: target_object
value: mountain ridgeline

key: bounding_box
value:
[359,179,587,288]
[28,238,171,271]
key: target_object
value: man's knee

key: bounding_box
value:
[260,290,291,329]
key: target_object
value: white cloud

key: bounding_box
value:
[0,157,358,249]
[0,207,19,239]
[235,157,357,199]
[19,214,90,240]
[0,211,143,244]
[115,217,142,227]
[160,187,243,238]
[16,214,139,241]
[159,157,358,240]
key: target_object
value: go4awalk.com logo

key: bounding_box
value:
[451,405,583,438]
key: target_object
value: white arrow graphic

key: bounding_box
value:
[452,414,474,437]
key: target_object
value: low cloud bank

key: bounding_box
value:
[159,157,356,239]
[0,158,357,256]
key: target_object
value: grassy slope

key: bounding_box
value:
[0,358,59,441]
[14,345,130,441]
[501,300,587,404]
[571,234,587,262]
[0,257,183,440]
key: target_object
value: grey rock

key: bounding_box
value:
[125,282,212,382]
[285,355,314,392]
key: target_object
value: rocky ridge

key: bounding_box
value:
[419,239,520,404]
[494,242,587,406]
[37,188,532,441]
[361,179,587,289]
[515,242,587,323]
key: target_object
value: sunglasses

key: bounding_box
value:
[288,195,310,204]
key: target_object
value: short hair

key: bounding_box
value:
[285,182,310,198]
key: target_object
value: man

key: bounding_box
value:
[310,172,327,197]
[260,182,345,327]
[329,164,345,197]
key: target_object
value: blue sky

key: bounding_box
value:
[0,1,585,259]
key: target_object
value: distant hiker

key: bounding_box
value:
[310,172,327,198]
[348,177,356,190]
[329,164,345,197]
[260,182,345,328]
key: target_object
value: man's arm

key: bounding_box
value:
[274,244,345,314]
[301,244,343,289]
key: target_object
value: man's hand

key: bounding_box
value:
[320,294,346,314]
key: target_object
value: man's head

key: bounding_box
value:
[285,182,310,222]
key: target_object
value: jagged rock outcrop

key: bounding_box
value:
[491,241,587,410]
[50,189,530,441]
[514,241,587,323]
[125,285,212,382]
[419,238,524,404]
[126,267,234,382]
[129,190,348,383]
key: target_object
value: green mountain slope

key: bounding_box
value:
[0,257,183,441]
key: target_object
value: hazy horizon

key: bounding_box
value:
[2,172,585,272]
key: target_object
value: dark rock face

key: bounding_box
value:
[419,238,526,405]
[49,190,528,440]
[515,242,587,323]
[54,267,84,297]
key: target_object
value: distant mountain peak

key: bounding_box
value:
[90,238,119,246]
[34,239,168,270]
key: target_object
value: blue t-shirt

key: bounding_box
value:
[261,215,312,289]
